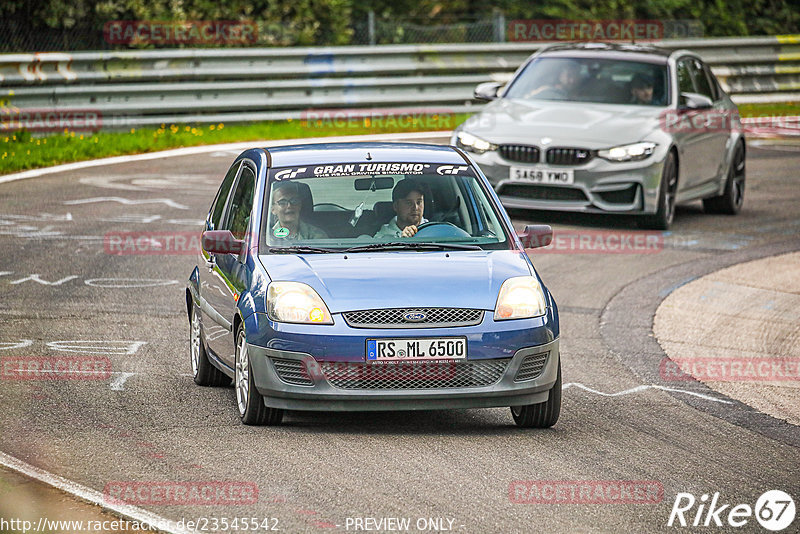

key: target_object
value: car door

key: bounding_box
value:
[694,59,732,185]
[198,160,242,369]
[205,162,257,367]
[673,56,707,190]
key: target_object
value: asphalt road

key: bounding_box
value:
[0,136,798,533]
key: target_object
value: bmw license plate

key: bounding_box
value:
[510,166,574,184]
[367,338,467,361]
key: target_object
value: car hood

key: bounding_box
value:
[463,98,665,148]
[258,250,533,313]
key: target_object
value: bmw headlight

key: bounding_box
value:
[267,282,333,324]
[597,142,656,162]
[455,131,497,155]
[494,276,547,321]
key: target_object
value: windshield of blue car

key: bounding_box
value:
[261,162,511,251]
[504,57,669,106]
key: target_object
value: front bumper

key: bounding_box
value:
[245,312,560,411]
[467,149,667,215]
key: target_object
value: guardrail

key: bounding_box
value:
[1,35,798,129]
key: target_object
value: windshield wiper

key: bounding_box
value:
[268,246,340,254]
[343,241,482,252]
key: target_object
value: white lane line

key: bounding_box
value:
[0,451,196,534]
[563,382,733,404]
[63,197,189,210]
[0,131,451,185]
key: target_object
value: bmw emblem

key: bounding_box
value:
[403,311,426,323]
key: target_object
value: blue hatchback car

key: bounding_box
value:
[186,142,561,427]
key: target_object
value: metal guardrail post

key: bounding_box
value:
[368,11,376,46]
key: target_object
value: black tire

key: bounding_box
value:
[642,151,678,230]
[189,305,230,387]
[234,327,283,426]
[703,141,745,215]
[510,360,562,428]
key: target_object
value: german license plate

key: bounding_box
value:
[367,338,467,361]
[510,166,574,184]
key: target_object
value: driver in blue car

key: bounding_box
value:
[374,178,429,238]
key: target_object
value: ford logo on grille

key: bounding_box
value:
[403,311,426,322]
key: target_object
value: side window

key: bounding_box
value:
[702,64,720,101]
[676,59,694,95]
[223,164,256,238]
[209,161,242,230]
[689,59,714,100]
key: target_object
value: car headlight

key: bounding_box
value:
[597,142,657,162]
[267,282,333,324]
[455,131,497,154]
[494,276,547,321]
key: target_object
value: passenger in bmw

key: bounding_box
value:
[270,181,327,240]
[374,178,429,238]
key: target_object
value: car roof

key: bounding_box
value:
[263,142,467,168]
[536,42,672,63]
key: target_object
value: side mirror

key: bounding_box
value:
[474,82,502,102]
[679,92,713,110]
[518,225,552,249]
[202,230,245,255]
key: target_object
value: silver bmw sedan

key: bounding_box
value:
[451,43,745,229]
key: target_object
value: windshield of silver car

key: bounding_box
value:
[504,57,669,106]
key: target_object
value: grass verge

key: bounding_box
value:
[0,114,465,175]
[1,102,798,176]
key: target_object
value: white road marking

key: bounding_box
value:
[563,382,733,404]
[0,213,73,222]
[110,372,137,391]
[64,197,189,210]
[46,341,147,355]
[84,278,179,288]
[0,340,33,350]
[9,274,79,286]
[100,214,163,224]
[0,451,194,534]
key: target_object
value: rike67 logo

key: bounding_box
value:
[668,490,795,531]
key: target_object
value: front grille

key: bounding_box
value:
[514,352,549,382]
[546,147,593,165]
[343,308,484,329]
[320,359,510,390]
[271,358,314,386]
[500,184,588,202]
[499,144,541,164]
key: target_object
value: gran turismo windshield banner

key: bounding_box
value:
[268,162,475,180]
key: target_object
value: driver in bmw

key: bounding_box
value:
[374,178,429,238]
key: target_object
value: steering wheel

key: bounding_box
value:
[414,221,471,239]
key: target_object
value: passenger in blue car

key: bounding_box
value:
[270,181,327,240]
[374,178,429,238]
